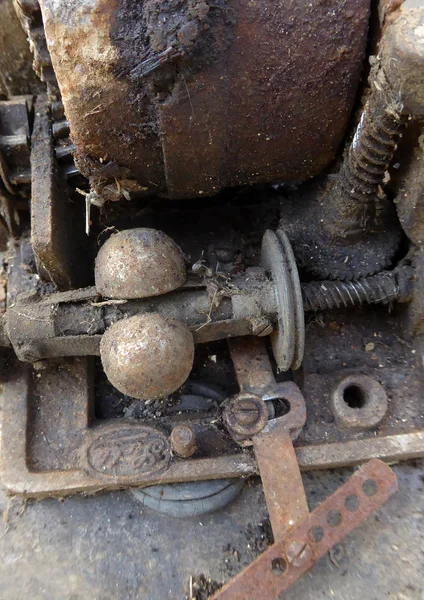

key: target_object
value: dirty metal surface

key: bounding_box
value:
[100,313,195,400]
[212,459,398,600]
[0,0,43,96]
[1,353,423,498]
[38,0,370,198]
[227,337,306,541]
[2,300,423,499]
[253,418,308,542]
[30,96,89,289]
[0,95,33,195]
[95,228,186,299]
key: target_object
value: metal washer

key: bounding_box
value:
[261,229,304,371]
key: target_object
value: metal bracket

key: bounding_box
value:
[214,338,398,599]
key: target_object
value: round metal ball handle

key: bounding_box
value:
[97,226,305,400]
[95,228,186,299]
[100,313,194,400]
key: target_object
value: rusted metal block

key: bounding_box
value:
[38,0,371,198]
[0,356,423,498]
[30,96,89,289]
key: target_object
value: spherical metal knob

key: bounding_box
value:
[100,313,194,400]
[95,228,186,299]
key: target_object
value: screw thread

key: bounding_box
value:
[302,271,401,312]
[339,108,405,203]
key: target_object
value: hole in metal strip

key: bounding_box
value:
[309,525,325,543]
[326,510,343,527]
[271,557,287,575]
[344,494,360,512]
[362,478,378,497]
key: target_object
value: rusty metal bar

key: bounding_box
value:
[212,459,397,600]
[253,427,308,541]
[227,337,276,394]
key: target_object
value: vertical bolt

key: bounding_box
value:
[171,424,196,458]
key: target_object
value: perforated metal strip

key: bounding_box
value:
[212,459,397,600]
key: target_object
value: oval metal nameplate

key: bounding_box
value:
[86,425,170,478]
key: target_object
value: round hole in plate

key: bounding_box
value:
[309,525,325,543]
[343,384,367,409]
[362,479,378,497]
[271,557,287,575]
[327,510,343,527]
[344,494,360,512]
[272,398,291,418]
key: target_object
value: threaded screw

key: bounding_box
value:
[301,268,411,312]
[339,103,406,206]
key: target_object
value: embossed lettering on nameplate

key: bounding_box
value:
[86,426,170,478]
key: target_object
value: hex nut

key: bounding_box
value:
[331,374,388,431]
[100,313,194,400]
[95,228,186,299]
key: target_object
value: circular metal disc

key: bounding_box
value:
[276,229,305,370]
[261,230,295,371]
[131,479,245,518]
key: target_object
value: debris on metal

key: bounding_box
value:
[0,1,423,598]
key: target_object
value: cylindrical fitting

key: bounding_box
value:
[170,425,196,458]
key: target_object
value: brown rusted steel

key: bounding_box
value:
[30,96,89,289]
[227,337,275,394]
[253,420,308,542]
[0,357,423,498]
[0,0,42,96]
[170,425,197,458]
[38,0,370,199]
[223,394,269,442]
[331,374,388,431]
[227,337,309,539]
[212,459,398,600]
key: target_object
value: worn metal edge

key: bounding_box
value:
[1,431,423,498]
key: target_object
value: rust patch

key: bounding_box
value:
[212,460,398,600]
[39,0,371,198]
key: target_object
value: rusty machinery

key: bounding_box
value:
[0,0,424,598]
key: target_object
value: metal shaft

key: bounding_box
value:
[4,267,410,362]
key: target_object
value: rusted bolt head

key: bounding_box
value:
[286,541,312,568]
[331,374,388,431]
[95,228,186,299]
[223,393,269,438]
[100,313,194,400]
[171,425,196,458]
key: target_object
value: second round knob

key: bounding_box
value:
[100,313,194,400]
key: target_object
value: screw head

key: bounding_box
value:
[233,397,262,426]
[286,541,312,568]
[223,393,269,438]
